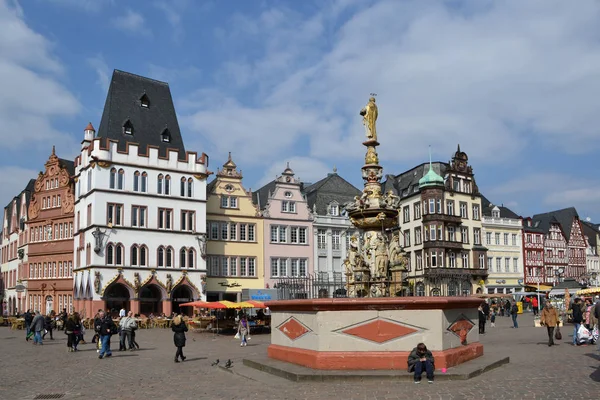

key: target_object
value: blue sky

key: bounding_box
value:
[2,0,600,221]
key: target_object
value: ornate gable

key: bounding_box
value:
[569,219,587,248]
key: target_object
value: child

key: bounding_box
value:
[490,309,496,327]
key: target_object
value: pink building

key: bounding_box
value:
[253,165,313,291]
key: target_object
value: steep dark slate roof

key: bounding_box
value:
[58,158,75,176]
[304,173,361,215]
[252,180,278,210]
[480,194,520,219]
[97,70,186,159]
[3,179,36,233]
[532,207,579,240]
[383,162,448,198]
[581,220,599,247]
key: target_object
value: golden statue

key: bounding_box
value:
[360,97,378,141]
[365,146,379,164]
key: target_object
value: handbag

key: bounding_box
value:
[554,326,562,340]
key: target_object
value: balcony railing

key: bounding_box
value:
[482,217,522,227]
[424,267,489,278]
[423,240,465,250]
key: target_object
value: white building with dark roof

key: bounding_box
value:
[73,70,210,317]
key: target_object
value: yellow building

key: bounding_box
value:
[205,154,264,302]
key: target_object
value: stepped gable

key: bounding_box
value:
[97,69,186,160]
[304,171,361,215]
[531,207,579,240]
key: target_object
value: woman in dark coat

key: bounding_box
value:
[171,314,188,363]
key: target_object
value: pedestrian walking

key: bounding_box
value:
[65,313,82,352]
[571,298,583,345]
[119,311,137,351]
[95,311,116,359]
[237,315,250,347]
[24,309,33,341]
[31,311,45,345]
[540,301,560,346]
[42,311,55,340]
[171,314,188,363]
[490,308,496,327]
[478,304,486,334]
[532,296,539,316]
[511,303,519,328]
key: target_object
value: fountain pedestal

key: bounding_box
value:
[267,297,483,370]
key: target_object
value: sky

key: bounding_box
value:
[1,0,600,221]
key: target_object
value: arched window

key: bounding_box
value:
[166,247,173,267]
[131,245,139,266]
[416,282,425,297]
[116,244,124,265]
[141,172,147,192]
[187,178,193,198]
[188,248,195,269]
[449,252,456,268]
[161,128,171,143]
[123,120,133,135]
[180,177,186,197]
[180,247,187,268]
[164,175,171,195]
[109,168,117,189]
[140,245,147,266]
[133,171,140,192]
[106,243,114,265]
[448,281,458,297]
[157,174,164,194]
[117,169,124,190]
[158,246,164,267]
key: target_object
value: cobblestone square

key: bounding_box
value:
[1,313,599,400]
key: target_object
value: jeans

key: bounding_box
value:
[512,314,518,328]
[546,327,555,345]
[120,331,132,350]
[33,331,43,344]
[573,323,581,345]
[414,360,434,381]
[25,324,31,338]
[67,333,80,349]
[99,334,112,357]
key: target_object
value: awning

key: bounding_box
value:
[549,287,580,296]
[576,287,600,296]
[522,284,553,292]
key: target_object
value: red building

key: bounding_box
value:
[523,217,545,286]
[25,148,75,314]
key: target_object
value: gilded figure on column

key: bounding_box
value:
[360,97,378,141]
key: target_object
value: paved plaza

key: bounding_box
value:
[1,313,599,400]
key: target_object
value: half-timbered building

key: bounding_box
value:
[522,217,546,287]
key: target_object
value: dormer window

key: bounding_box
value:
[161,128,171,143]
[492,208,500,218]
[284,191,292,198]
[329,204,339,216]
[123,120,133,135]
[140,94,150,108]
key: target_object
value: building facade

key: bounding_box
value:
[205,154,264,302]
[522,217,546,287]
[481,198,523,294]
[305,170,361,283]
[384,146,488,296]
[73,70,209,318]
[254,165,313,291]
[1,180,35,315]
[25,148,75,315]
[582,221,600,286]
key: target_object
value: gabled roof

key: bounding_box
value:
[58,158,75,176]
[3,179,36,234]
[480,194,520,219]
[531,207,579,241]
[581,220,599,248]
[97,70,186,159]
[304,173,361,215]
[383,162,448,198]
[252,180,277,210]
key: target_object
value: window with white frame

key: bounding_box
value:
[317,229,327,249]
[474,228,481,245]
[512,234,517,246]
[487,257,493,270]
[414,202,421,219]
[459,202,468,218]
[461,227,468,243]
[158,208,173,230]
[486,232,492,245]
[131,206,147,228]
[209,222,218,240]
[271,258,288,277]
[290,226,308,244]
[504,233,509,246]
[330,230,340,250]
[504,257,510,272]
[403,206,410,223]
[472,205,480,220]
[446,200,455,216]
[221,195,237,208]
[428,199,435,214]
[479,254,485,269]
[229,222,236,240]
[449,252,456,268]
[513,258,519,273]
[448,226,456,242]
[270,225,287,243]
[495,232,500,245]
[496,257,501,272]
[281,201,296,213]
[462,252,469,268]
[329,203,339,216]
[107,203,123,226]
[414,227,422,245]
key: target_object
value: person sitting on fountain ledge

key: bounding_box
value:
[407,343,435,384]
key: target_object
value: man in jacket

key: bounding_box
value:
[30,311,45,345]
[95,311,116,359]
[119,311,137,351]
[407,343,435,383]
[540,302,560,346]
[24,309,33,341]
[572,298,584,345]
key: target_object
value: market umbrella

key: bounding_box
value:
[245,300,266,308]
[234,301,255,309]
[178,300,211,308]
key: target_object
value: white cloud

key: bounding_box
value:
[153,0,187,42]
[184,0,600,181]
[86,54,110,91]
[0,0,80,150]
[0,166,38,209]
[111,9,151,36]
